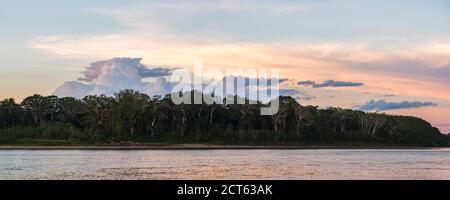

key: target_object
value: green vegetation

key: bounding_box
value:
[0,90,449,146]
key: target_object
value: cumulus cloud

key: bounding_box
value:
[54,58,293,100]
[202,75,290,101]
[357,99,437,111]
[54,57,175,98]
[53,81,94,99]
[297,80,363,88]
[27,0,450,102]
[78,58,172,82]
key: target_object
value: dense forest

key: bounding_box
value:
[0,89,449,146]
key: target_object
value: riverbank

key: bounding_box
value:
[0,144,434,150]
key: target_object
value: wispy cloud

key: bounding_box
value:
[297,80,363,88]
[28,34,450,102]
[279,89,301,96]
[357,99,437,111]
[297,80,315,86]
[11,0,450,133]
[312,80,363,88]
[93,0,316,16]
[277,89,316,101]
[297,93,316,101]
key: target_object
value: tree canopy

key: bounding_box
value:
[0,90,448,146]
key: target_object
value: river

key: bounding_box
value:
[1,149,449,179]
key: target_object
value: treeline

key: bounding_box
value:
[0,89,449,146]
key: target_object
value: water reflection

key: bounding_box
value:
[1,149,450,179]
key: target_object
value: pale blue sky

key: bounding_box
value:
[1,0,448,42]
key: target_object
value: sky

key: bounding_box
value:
[0,0,449,133]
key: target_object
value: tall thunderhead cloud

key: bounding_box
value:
[54,57,174,98]
[77,58,172,82]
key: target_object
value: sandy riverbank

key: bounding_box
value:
[0,144,434,150]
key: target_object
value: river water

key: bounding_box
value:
[1,149,449,179]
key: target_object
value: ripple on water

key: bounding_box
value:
[0,149,449,180]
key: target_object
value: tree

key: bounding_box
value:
[41,95,60,123]
[115,90,149,138]
[0,91,448,147]
[21,94,46,125]
[145,96,161,137]
[57,97,85,127]
[271,96,298,133]
[359,112,388,141]
[0,98,23,128]
[83,95,117,141]
[332,108,353,134]
[294,105,306,137]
